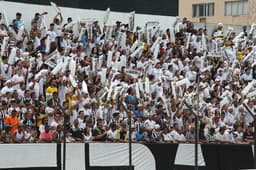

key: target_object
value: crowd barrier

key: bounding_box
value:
[0,143,254,170]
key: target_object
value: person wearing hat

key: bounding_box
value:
[151,124,162,142]
[134,103,144,118]
[213,23,224,41]
[1,80,14,95]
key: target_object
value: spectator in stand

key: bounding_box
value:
[12,123,25,143]
[13,12,23,29]
[40,125,53,143]
[5,109,19,137]
[92,119,107,141]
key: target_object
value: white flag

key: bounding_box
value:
[103,8,110,25]
[128,11,135,32]
[3,10,9,26]
[1,36,9,57]
[50,2,61,13]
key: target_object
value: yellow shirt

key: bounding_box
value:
[46,86,58,94]
[237,51,244,61]
[144,43,149,52]
[36,113,47,127]
[66,95,78,109]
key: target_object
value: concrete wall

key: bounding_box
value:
[179,0,250,25]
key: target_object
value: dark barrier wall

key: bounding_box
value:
[146,144,254,170]
[146,143,179,170]
[5,0,178,16]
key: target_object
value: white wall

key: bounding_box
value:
[0,1,176,31]
[0,144,57,168]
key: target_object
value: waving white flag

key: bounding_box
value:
[103,8,110,25]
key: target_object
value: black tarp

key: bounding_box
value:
[174,144,254,170]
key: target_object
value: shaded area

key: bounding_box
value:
[145,143,179,170]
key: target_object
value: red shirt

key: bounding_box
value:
[40,131,53,141]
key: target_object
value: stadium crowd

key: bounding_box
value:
[0,9,256,144]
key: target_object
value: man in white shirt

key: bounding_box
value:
[46,23,57,42]
[224,107,235,126]
[144,114,156,132]
[1,56,12,81]
[1,80,14,95]
[77,110,86,130]
[53,13,63,37]
[162,127,173,143]
[170,123,186,143]
[107,123,117,142]
[215,127,233,143]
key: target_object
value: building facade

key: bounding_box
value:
[179,0,256,26]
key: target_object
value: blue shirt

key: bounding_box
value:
[135,132,144,141]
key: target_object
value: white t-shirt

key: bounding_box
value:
[215,132,229,142]
[1,86,14,95]
[11,74,25,90]
[144,119,156,129]
[46,30,57,41]
[163,133,173,142]
[107,129,117,139]
[54,24,62,37]
[78,117,86,130]
[170,129,182,142]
